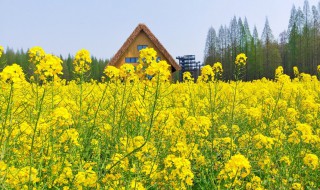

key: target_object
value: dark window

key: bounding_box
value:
[125,57,138,63]
[137,45,148,51]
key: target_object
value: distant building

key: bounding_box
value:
[176,55,202,81]
[108,23,181,73]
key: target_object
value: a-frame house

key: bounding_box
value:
[108,23,181,73]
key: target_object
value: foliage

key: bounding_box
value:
[204,0,320,81]
[0,47,109,82]
[0,47,319,189]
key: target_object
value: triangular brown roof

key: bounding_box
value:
[108,23,181,72]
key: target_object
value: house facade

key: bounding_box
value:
[108,24,181,73]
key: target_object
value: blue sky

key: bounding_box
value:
[1,0,319,62]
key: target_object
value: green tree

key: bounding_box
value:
[261,17,276,78]
[204,27,217,65]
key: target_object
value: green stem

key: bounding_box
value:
[28,87,46,189]
[104,75,161,175]
[78,73,84,128]
[0,83,14,160]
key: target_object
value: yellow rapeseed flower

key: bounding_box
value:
[0,45,4,58]
[74,169,98,188]
[145,60,171,81]
[280,156,291,166]
[198,65,214,82]
[275,66,284,79]
[252,133,275,149]
[303,153,318,170]
[138,47,157,65]
[73,49,92,74]
[104,66,120,80]
[183,71,193,82]
[0,63,25,83]
[293,66,299,78]
[0,161,7,171]
[28,46,46,64]
[246,176,263,190]
[35,54,63,81]
[235,53,247,66]
[218,153,251,180]
[291,182,303,190]
[213,62,223,74]
[130,180,146,190]
[119,63,137,82]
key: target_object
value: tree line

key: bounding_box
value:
[0,47,109,81]
[204,0,320,80]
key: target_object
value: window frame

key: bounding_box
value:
[137,45,148,51]
[125,57,138,63]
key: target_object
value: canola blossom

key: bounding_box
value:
[0,47,319,189]
[28,46,46,64]
[183,71,193,82]
[235,53,247,66]
[0,45,4,58]
[73,49,92,74]
[0,63,25,84]
[35,54,63,81]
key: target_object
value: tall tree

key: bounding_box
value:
[279,30,289,75]
[217,26,225,61]
[224,26,233,80]
[288,5,299,74]
[312,5,320,71]
[204,27,217,65]
[237,17,245,53]
[303,0,312,73]
[251,26,261,79]
[243,17,252,80]
[229,16,238,77]
[202,1,320,80]
[230,16,238,59]
[261,17,275,78]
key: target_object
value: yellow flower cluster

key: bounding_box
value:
[0,63,25,84]
[3,166,40,189]
[275,66,284,79]
[104,65,120,80]
[145,60,171,81]
[0,45,4,58]
[182,71,193,82]
[280,156,291,166]
[28,46,63,82]
[104,47,171,82]
[0,47,320,189]
[119,63,137,82]
[28,46,46,64]
[291,182,303,190]
[303,153,318,170]
[73,49,92,74]
[35,54,63,81]
[74,169,98,188]
[197,60,224,82]
[293,66,299,78]
[213,61,223,77]
[218,154,251,180]
[138,47,157,65]
[235,53,247,66]
[163,154,194,188]
[246,176,264,190]
[197,65,214,82]
[252,133,275,149]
